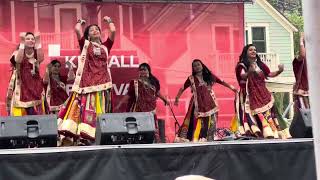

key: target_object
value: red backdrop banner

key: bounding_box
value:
[0,1,244,141]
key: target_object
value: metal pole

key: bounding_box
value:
[302,1,320,179]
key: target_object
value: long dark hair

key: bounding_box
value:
[238,44,268,77]
[25,32,35,38]
[83,24,102,43]
[192,59,215,85]
[139,63,160,92]
[50,59,61,66]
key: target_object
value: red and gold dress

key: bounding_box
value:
[178,74,222,141]
[8,50,45,116]
[235,62,291,139]
[126,79,160,142]
[58,37,113,144]
[44,75,68,114]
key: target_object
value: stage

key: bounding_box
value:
[0,139,315,180]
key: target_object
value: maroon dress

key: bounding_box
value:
[127,79,159,112]
[45,76,68,113]
[178,74,223,141]
[246,63,273,114]
[126,79,160,142]
[58,37,114,143]
[10,50,44,115]
[72,37,113,93]
[293,56,308,95]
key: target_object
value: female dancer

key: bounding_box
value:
[58,16,116,145]
[43,59,75,114]
[235,44,291,139]
[7,32,45,116]
[115,63,168,142]
[175,59,237,142]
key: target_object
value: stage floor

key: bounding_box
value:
[0,139,316,180]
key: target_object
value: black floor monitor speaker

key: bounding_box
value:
[290,108,312,138]
[96,112,155,145]
[0,115,57,148]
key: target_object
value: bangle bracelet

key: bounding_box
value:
[106,19,113,24]
[77,19,85,25]
[19,43,25,50]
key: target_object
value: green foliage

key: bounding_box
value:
[267,0,304,55]
[286,11,304,55]
[274,92,290,117]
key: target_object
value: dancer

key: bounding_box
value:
[58,16,116,145]
[293,33,309,109]
[43,59,75,114]
[174,59,237,142]
[115,63,168,142]
[234,44,291,139]
[6,32,45,116]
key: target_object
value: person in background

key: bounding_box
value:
[292,32,309,109]
[115,63,168,143]
[43,59,75,114]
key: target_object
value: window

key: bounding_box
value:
[215,26,230,52]
[251,27,266,53]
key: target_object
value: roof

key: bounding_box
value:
[254,0,298,32]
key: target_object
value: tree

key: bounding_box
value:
[267,0,304,55]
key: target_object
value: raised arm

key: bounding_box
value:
[66,65,76,82]
[34,32,44,63]
[75,19,86,41]
[103,16,116,42]
[268,64,284,78]
[15,32,26,63]
[43,64,51,85]
[298,32,306,60]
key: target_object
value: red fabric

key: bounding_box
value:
[49,77,68,106]
[293,57,308,91]
[127,80,157,112]
[183,74,223,90]
[247,70,272,110]
[183,75,220,113]
[78,37,114,88]
[19,52,43,103]
[235,63,246,89]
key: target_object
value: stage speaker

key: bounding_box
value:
[158,119,166,143]
[96,112,155,145]
[0,115,57,148]
[289,108,312,138]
